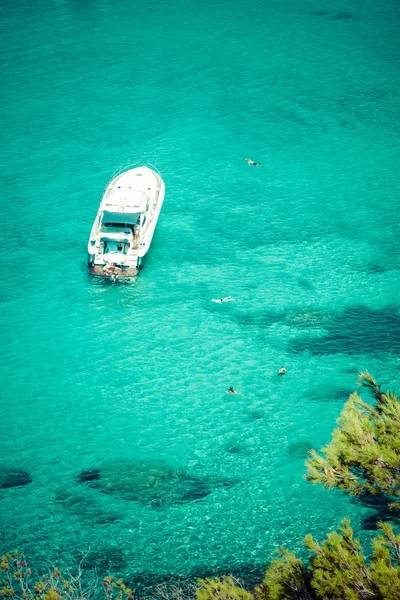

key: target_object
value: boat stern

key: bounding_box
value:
[89,264,139,279]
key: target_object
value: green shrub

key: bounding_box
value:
[196,576,253,600]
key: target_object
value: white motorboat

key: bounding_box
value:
[88,165,165,278]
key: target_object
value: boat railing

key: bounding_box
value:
[146,162,163,179]
[111,161,142,180]
[104,162,163,193]
[138,187,162,243]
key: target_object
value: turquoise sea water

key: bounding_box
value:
[1,0,400,590]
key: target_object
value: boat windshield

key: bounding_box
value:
[102,210,140,225]
[104,222,132,228]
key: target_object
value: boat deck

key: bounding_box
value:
[90,266,138,278]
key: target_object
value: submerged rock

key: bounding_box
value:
[77,546,127,573]
[330,11,356,20]
[289,306,400,356]
[305,385,354,403]
[224,438,252,456]
[286,308,331,329]
[77,469,101,483]
[0,468,32,489]
[55,488,122,526]
[245,409,266,421]
[287,439,314,460]
[76,460,233,507]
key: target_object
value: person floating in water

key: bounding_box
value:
[278,367,286,375]
[212,296,234,303]
[226,386,243,396]
[245,158,261,166]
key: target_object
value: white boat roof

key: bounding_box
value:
[100,166,159,213]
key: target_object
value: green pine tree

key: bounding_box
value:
[255,548,313,600]
[305,372,400,508]
[256,520,400,600]
[304,519,376,600]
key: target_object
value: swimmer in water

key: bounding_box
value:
[212,297,234,303]
[245,158,261,166]
[226,386,243,395]
[278,367,287,375]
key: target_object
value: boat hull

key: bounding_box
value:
[88,165,164,279]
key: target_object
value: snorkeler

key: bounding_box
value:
[226,386,243,396]
[245,158,261,166]
[212,297,234,303]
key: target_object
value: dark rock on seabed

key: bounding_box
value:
[76,468,101,483]
[76,459,236,508]
[289,306,400,356]
[304,385,354,403]
[0,467,32,489]
[330,12,357,21]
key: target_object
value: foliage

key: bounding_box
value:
[255,549,312,600]
[196,577,253,600]
[256,520,400,600]
[305,372,400,506]
[369,522,400,598]
[0,551,134,600]
[304,519,376,600]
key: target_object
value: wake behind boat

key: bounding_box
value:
[88,166,165,278]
